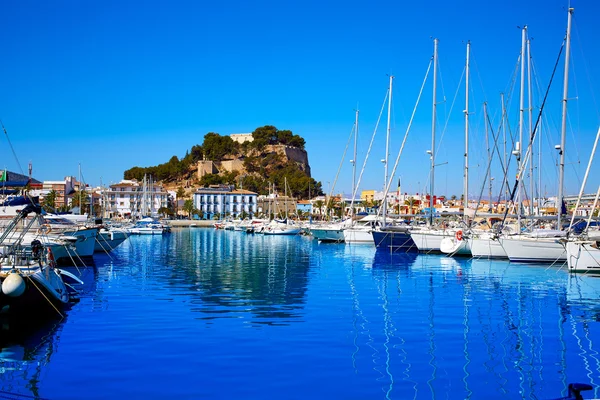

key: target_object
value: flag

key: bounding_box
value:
[0,170,6,182]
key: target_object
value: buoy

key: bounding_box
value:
[2,272,26,297]
[455,230,463,241]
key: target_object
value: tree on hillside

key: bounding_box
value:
[176,187,186,199]
[202,132,238,161]
[251,125,305,150]
[199,173,224,187]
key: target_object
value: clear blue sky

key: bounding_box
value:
[1,0,598,200]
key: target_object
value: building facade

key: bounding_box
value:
[102,179,169,219]
[193,185,257,219]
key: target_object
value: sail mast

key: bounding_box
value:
[518,25,527,229]
[429,38,438,226]
[527,38,534,216]
[383,75,393,225]
[558,7,574,228]
[464,41,470,222]
[350,108,359,219]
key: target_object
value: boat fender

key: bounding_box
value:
[37,224,52,235]
[455,230,463,241]
[2,271,26,297]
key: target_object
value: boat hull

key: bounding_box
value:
[343,228,373,244]
[310,227,344,243]
[565,241,600,272]
[469,237,507,258]
[410,231,451,252]
[372,228,417,252]
[94,230,128,252]
[500,236,566,263]
[0,267,69,316]
[440,236,471,256]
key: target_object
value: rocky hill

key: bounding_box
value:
[124,125,322,199]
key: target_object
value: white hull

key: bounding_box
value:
[410,231,451,252]
[470,237,507,258]
[565,241,600,273]
[343,228,373,244]
[310,227,344,242]
[129,227,163,235]
[500,236,566,263]
[263,227,302,235]
[440,236,471,255]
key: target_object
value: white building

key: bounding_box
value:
[193,185,257,219]
[103,179,169,219]
[229,133,254,144]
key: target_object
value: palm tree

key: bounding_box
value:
[43,189,57,212]
[183,199,194,218]
[313,200,324,219]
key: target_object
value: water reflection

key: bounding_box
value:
[344,252,600,399]
[0,317,65,399]
[117,230,313,326]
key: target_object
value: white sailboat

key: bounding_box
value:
[440,41,472,256]
[410,38,454,252]
[500,10,573,263]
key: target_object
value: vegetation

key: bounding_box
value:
[70,189,90,214]
[123,125,322,199]
[182,199,195,218]
[42,189,57,212]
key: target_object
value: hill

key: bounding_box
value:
[123,125,323,199]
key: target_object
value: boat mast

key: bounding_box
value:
[558,8,574,228]
[501,92,507,202]
[383,75,393,226]
[518,25,527,229]
[78,163,82,215]
[527,38,534,216]
[350,108,359,219]
[429,38,438,226]
[485,102,492,211]
[463,41,470,222]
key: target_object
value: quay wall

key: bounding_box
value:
[165,220,214,227]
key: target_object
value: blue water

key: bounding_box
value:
[2,228,600,399]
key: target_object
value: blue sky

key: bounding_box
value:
[1,0,598,200]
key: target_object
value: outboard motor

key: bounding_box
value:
[31,239,44,260]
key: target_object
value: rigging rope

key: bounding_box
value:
[378,59,432,219]
[501,37,566,228]
[351,89,389,208]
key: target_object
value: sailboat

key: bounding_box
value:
[440,41,473,256]
[263,178,302,236]
[310,109,359,243]
[501,10,574,263]
[0,204,73,316]
[410,39,456,252]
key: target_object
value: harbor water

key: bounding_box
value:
[1,228,600,399]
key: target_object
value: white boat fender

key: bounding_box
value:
[2,271,26,297]
[57,269,84,285]
[58,235,79,243]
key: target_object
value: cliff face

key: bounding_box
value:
[266,145,311,176]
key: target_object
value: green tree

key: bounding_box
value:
[313,200,324,219]
[202,132,238,161]
[43,189,57,212]
[200,173,224,187]
[70,189,90,214]
[183,199,194,218]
